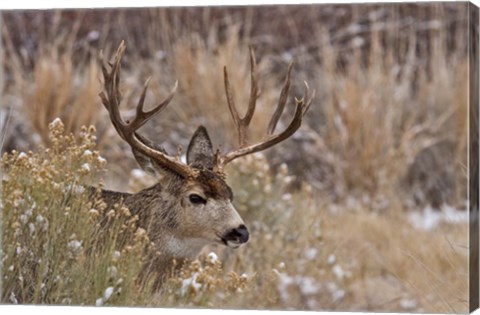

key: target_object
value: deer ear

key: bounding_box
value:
[187,126,214,169]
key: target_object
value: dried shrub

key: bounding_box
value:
[1,119,155,305]
[158,252,252,307]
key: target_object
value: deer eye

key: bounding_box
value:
[189,194,206,205]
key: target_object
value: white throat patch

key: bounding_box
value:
[164,236,208,259]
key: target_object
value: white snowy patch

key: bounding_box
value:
[87,30,100,41]
[51,117,63,126]
[81,163,91,172]
[131,169,146,179]
[332,265,345,281]
[61,298,72,304]
[72,185,85,195]
[180,272,202,296]
[331,288,345,302]
[68,240,81,250]
[112,251,121,261]
[67,240,82,253]
[281,52,293,62]
[400,298,417,310]
[95,287,114,306]
[97,156,107,164]
[36,215,45,223]
[19,214,28,224]
[28,223,35,235]
[297,277,320,295]
[276,272,321,302]
[408,204,469,230]
[155,50,167,61]
[208,252,218,264]
[351,36,365,48]
[327,254,336,265]
[82,150,93,157]
[9,292,18,304]
[327,282,345,302]
[104,287,114,301]
[304,248,317,260]
[107,266,118,278]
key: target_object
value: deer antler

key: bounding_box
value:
[216,48,315,170]
[99,41,197,178]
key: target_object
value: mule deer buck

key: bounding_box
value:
[97,41,314,289]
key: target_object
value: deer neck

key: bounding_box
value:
[162,234,207,260]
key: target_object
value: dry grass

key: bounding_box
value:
[0,3,471,313]
[312,26,468,201]
[2,23,109,145]
[1,120,157,305]
[321,205,468,312]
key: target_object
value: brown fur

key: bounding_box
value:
[95,167,242,289]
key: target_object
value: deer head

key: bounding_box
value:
[99,41,314,253]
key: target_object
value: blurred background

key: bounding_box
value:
[0,2,471,312]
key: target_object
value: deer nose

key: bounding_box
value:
[226,224,249,244]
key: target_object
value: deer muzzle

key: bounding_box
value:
[222,224,249,248]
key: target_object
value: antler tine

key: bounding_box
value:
[99,41,195,178]
[217,64,315,168]
[135,76,152,119]
[244,47,259,126]
[223,66,240,129]
[132,77,179,130]
[302,81,315,114]
[223,47,260,147]
[267,61,294,135]
[99,41,128,139]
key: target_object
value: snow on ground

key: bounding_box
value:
[408,204,469,230]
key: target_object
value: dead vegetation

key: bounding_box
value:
[0,3,471,313]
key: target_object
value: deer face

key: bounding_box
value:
[136,126,249,250]
[179,127,248,248]
[177,170,248,249]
